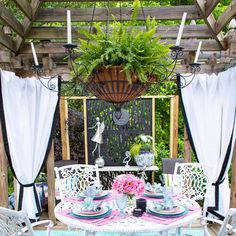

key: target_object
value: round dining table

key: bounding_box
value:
[54,193,202,236]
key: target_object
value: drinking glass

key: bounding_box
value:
[165,186,173,197]
[115,193,128,217]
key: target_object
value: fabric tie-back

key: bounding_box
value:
[178,67,236,218]
[0,70,60,220]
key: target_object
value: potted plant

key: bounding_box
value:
[74,0,171,104]
[130,134,155,167]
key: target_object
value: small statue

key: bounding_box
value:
[89,117,105,167]
[123,151,131,168]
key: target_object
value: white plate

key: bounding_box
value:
[71,206,110,218]
[144,191,164,198]
[78,191,109,200]
[149,205,186,216]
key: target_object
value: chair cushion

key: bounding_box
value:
[162,158,184,174]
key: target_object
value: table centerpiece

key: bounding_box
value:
[112,174,145,207]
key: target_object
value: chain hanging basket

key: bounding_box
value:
[85,66,156,104]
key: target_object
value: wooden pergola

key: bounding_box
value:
[0,0,236,221]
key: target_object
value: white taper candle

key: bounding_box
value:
[30,42,39,66]
[67,10,72,44]
[194,41,202,63]
[176,12,187,46]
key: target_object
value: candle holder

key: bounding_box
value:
[169,45,184,59]
[136,198,147,213]
[63,43,77,50]
[32,64,43,72]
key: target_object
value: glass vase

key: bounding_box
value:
[127,194,136,207]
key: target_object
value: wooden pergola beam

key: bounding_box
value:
[16,0,43,52]
[10,62,226,76]
[14,50,221,63]
[19,39,221,55]
[12,0,33,20]
[27,24,212,40]
[195,0,226,49]
[36,6,200,22]
[0,4,24,37]
[215,0,236,34]
[0,32,16,52]
[205,0,220,17]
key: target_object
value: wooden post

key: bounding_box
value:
[184,126,192,162]
[14,178,18,210]
[152,97,156,151]
[169,96,179,158]
[230,139,236,208]
[46,141,56,222]
[59,98,70,160]
[152,97,156,183]
[83,98,89,164]
[0,123,8,207]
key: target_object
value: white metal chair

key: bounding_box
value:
[54,164,100,200]
[172,162,209,206]
[201,208,236,236]
[0,206,53,236]
[171,163,210,236]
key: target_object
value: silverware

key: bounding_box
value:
[92,214,115,223]
[144,213,166,222]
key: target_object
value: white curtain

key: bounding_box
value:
[179,67,236,218]
[0,70,59,220]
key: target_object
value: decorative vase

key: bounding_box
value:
[135,151,154,167]
[127,194,136,207]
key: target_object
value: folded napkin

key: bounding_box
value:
[83,185,97,198]
[152,195,176,210]
[79,185,103,212]
[80,197,99,212]
[145,182,163,193]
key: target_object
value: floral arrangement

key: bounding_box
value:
[112,174,145,196]
[130,134,154,158]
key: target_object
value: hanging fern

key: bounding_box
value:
[74,0,171,83]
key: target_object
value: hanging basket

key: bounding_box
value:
[85,66,156,104]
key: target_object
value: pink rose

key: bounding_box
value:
[112,174,145,196]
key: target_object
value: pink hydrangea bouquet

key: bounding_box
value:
[112,174,145,196]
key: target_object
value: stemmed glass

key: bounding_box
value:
[115,193,128,218]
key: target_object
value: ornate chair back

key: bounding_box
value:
[54,164,100,200]
[0,207,53,236]
[202,208,236,236]
[218,208,236,236]
[0,207,35,236]
[172,163,209,201]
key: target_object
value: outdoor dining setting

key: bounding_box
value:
[0,0,236,235]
